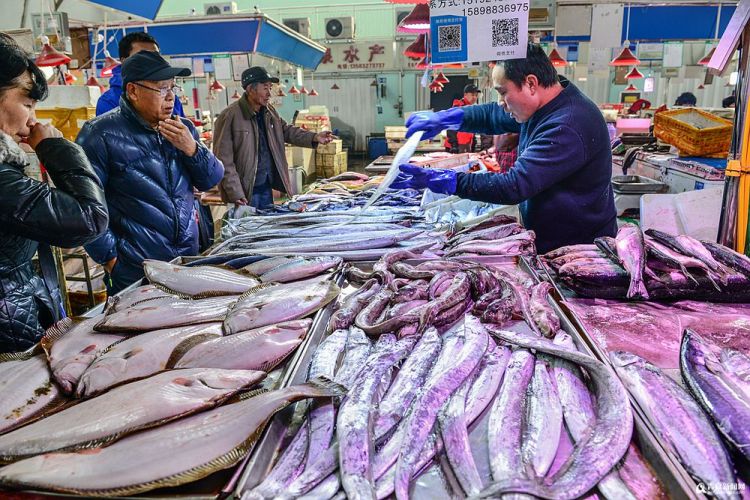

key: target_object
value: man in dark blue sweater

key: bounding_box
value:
[394,44,616,253]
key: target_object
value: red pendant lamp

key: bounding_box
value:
[697,84,705,90]
[308,89,319,96]
[433,71,449,85]
[63,71,77,85]
[210,79,225,92]
[624,83,638,92]
[277,87,287,97]
[299,86,308,95]
[397,4,430,34]
[35,36,71,67]
[415,57,428,70]
[404,33,427,59]
[548,48,567,67]
[86,74,101,87]
[331,83,340,90]
[610,46,640,66]
[429,81,443,93]
[289,85,300,94]
[625,67,644,79]
[698,46,716,66]
[231,89,241,99]
[100,51,120,78]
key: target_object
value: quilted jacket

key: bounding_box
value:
[0,133,108,353]
[77,96,224,293]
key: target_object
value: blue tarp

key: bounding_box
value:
[91,16,325,70]
[85,0,164,20]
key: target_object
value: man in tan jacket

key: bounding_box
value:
[213,66,334,208]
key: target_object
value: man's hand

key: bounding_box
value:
[26,122,63,150]
[234,198,248,207]
[315,131,336,145]
[103,257,117,274]
[159,118,197,156]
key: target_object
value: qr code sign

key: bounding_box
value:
[492,18,519,47]
[438,24,462,52]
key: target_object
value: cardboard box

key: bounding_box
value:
[35,106,96,141]
[317,139,342,154]
[292,146,316,177]
[316,151,347,178]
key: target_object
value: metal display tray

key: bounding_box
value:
[612,174,668,194]
[66,263,344,500]
[233,257,696,499]
[524,256,705,499]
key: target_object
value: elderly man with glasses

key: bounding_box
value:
[76,51,224,294]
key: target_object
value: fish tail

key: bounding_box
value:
[704,271,724,291]
[626,278,649,300]
[302,376,348,398]
[680,265,700,285]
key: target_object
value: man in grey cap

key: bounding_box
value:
[76,51,224,293]
[213,66,334,209]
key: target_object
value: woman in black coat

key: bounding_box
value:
[0,34,108,353]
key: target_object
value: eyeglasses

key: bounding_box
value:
[132,82,182,98]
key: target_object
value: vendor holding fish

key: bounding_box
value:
[213,66,335,209]
[394,44,617,254]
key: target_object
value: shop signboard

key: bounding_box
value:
[429,0,530,64]
[316,40,397,72]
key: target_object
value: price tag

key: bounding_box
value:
[429,0,530,64]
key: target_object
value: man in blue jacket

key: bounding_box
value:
[77,51,224,293]
[96,32,185,117]
[394,44,616,254]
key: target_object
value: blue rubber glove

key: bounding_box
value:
[390,164,457,195]
[405,107,465,139]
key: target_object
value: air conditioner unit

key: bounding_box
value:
[204,2,237,16]
[283,18,311,38]
[325,17,355,40]
[529,0,556,30]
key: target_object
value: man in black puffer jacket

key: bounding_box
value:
[0,34,108,353]
[77,51,224,294]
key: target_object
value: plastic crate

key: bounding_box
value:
[654,108,732,157]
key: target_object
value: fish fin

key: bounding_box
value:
[165,333,223,369]
[0,343,43,362]
[626,279,649,300]
[680,265,700,285]
[40,317,77,356]
[150,283,210,300]
[703,271,723,291]
[303,376,348,398]
[123,294,176,309]
[236,282,281,302]
[103,295,118,315]
[237,387,270,401]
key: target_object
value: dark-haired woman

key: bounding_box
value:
[0,34,108,353]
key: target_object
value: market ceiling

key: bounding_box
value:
[84,0,327,69]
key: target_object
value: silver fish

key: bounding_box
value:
[95,295,237,334]
[0,368,265,463]
[224,280,339,335]
[477,330,633,500]
[0,352,61,435]
[645,229,731,283]
[0,378,345,497]
[612,350,738,500]
[143,259,261,298]
[173,320,311,372]
[260,257,342,284]
[615,223,649,300]
[42,316,125,394]
[243,257,294,276]
[105,284,174,313]
[339,335,410,500]
[439,377,482,496]
[76,323,223,398]
[242,230,423,255]
[394,315,487,500]
[522,358,562,477]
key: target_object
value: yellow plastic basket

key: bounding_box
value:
[654,108,733,157]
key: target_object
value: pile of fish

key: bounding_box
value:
[0,257,347,496]
[240,249,667,500]
[612,329,749,497]
[545,224,750,301]
[445,215,536,257]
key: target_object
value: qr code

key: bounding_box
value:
[492,18,519,47]
[438,24,462,52]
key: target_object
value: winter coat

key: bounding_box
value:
[213,95,317,203]
[0,133,108,353]
[77,95,224,293]
[456,78,617,254]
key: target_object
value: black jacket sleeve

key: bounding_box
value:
[0,138,109,248]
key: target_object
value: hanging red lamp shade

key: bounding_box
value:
[299,86,308,94]
[277,87,287,97]
[403,33,427,59]
[610,46,640,66]
[100,51,120,78]
[210,79,225,92]
[415,57,429,70]
[698,47,716,66]
[289,85,300,94]
[86,75,101,87]
[697,84,705,90]
[308,88,319,96]
[548,48,567,67]
[624,83,638,92]
[331,83,340,90]
[63,71,77,85]
[625,67,644,79]
[231,89,241,99]
[35,36,71,67]
[397,4,430,34]
[433,71,449,85]
[429,81,443,93]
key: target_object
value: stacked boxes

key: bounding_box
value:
[316,140,347,178]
